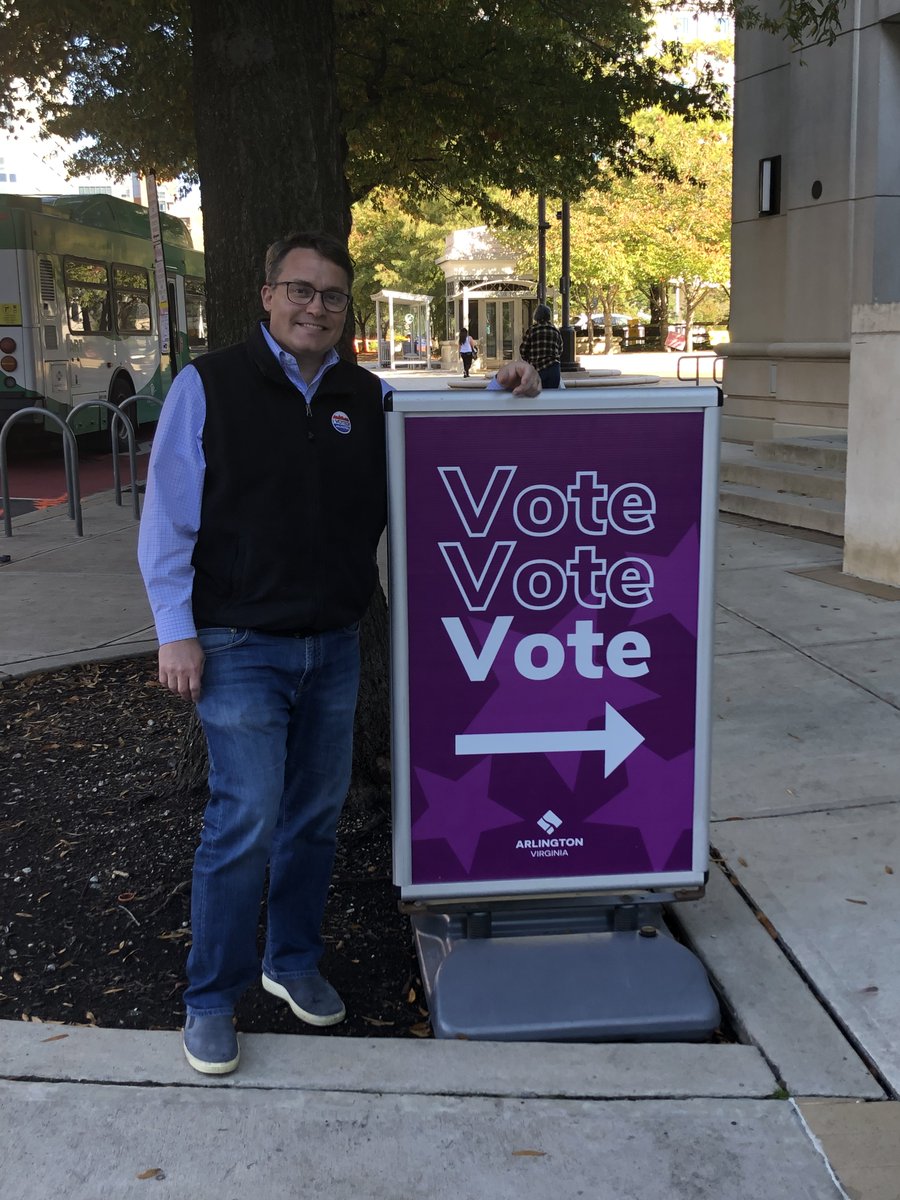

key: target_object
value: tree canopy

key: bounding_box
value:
[0,0,841,347]
[1,0,733,206]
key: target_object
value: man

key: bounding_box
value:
[138,231,540,1075]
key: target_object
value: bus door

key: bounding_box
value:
[110,263,157,405]
[167,273,188,372]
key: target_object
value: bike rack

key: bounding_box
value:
[0,408,83,537]
[677,354,725,386]
[111,393,163,509]
[66,400,140,521]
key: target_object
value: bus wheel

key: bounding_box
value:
[109,376,136,448]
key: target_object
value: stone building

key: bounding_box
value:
[723,1,900,583]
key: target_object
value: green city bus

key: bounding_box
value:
[0,192,206,435]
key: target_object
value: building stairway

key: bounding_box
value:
[719,436,847,536]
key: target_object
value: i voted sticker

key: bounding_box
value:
[331,410,352,435]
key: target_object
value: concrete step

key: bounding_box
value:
[719,443,845,502]
[719,482,844,536]
[753,435,847,470]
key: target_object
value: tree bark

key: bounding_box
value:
[190,0,351,348]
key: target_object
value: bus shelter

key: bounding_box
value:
[386,384,722,1041]
[373,289,434,369]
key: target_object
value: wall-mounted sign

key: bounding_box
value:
[388,388,721,900]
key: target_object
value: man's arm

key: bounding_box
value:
[136,366,207,701]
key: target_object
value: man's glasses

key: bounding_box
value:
[270,280,350,313]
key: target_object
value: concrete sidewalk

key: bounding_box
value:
[2,483,900,1197]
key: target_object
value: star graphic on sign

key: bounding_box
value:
[585,747,695,872]
[459,606,657,789]
[413,758,521,873]
[628,525,701,636]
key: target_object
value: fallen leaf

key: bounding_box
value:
[737,857,748,868]
[755,912,778,939]
[512,1150,547,1158]
[12,972,22,982]
[41,1033,69,1043]
[361,1017,394,1027]
[136,1168,165,1180]
[407,987,416,1004]
[409,1021,431,1038]
[845,898,868,906]
[885,866,894,875]
[860,986,879,994]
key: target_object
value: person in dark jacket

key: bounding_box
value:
[138,231,539,1076]
[519,303,563,388]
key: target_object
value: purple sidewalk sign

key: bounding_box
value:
[388,389,720,900]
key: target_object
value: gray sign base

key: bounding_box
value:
[410,904,720,1042]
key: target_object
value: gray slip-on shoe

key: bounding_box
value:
[261,972,346,1026]
[182,1013,240,1075]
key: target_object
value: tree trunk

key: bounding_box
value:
[602,299,615,355]
[348,584,391,813]
[190,0,350,348]
[648,281,668,328]
[180,0,391,813]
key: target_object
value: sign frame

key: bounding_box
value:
[387,386,721,901]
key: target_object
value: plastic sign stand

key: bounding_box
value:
[386,386,722,1041]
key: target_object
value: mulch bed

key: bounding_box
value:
[0,656,427,1038]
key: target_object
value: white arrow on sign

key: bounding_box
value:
[455,703,644,779]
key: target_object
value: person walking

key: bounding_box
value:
[519,303,563,389]
[458,326,478,377]
[138,231,540,1076]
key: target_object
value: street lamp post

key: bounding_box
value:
[557,200,578,372]
[537,194,551,305]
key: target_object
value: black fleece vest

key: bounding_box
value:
[190,326,387,633]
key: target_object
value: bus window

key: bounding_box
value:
[185,277,207,350]
[65,259,112,334]
[113,265,152,333]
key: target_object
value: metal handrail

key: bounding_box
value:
[66,400,139,520]
[677,354,725,386]
[1,409,83,537]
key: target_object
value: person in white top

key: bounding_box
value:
[458,326,478,377]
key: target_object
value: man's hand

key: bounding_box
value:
[495,359,541,397]
[158,637,205,702]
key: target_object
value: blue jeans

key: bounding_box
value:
[184,625,361,1016]
[538,362,561,388]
